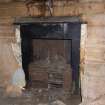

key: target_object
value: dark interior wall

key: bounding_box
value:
[20,26,33,82]
[32,39,66,62]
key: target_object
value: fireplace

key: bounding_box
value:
[19,17,81,94]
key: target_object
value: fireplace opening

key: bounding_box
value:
[20,22,81,95]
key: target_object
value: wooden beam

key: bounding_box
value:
[14,16,81,24]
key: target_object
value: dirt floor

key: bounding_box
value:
[0,87,81,105]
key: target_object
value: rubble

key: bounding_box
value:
[51,100,66,105]
[29,55,72,91]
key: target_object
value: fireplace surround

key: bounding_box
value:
[14,17,87,94]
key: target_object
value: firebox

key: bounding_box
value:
[19,17,81,94]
